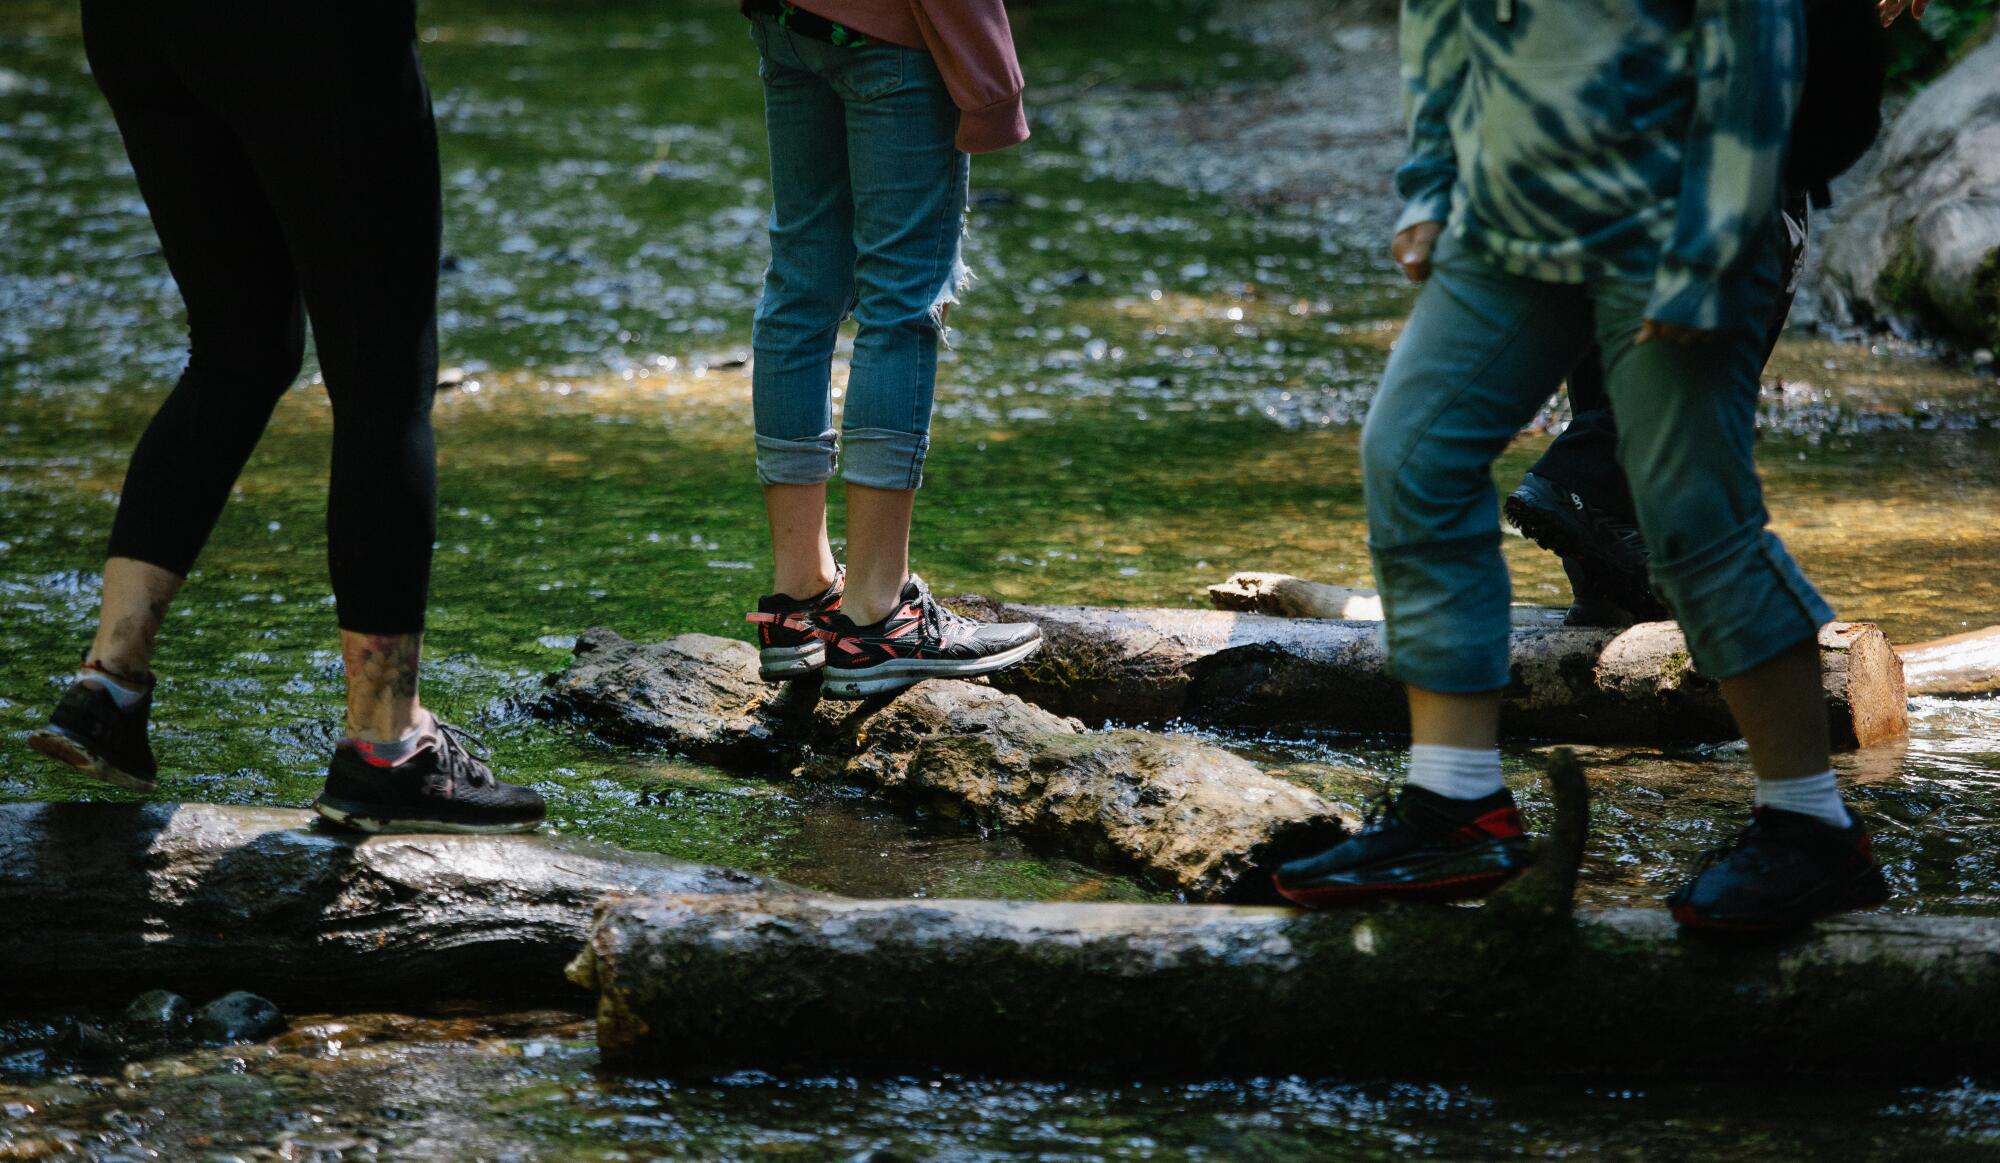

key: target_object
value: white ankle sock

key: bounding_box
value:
[80,668,149,711]
[1754,769,1850,828]
[1405,744,1505,801]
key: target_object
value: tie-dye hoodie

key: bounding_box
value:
[1395,0,1802,329]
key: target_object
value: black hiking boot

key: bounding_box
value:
[1559,558,1661,628]
[26,665,159,792]
[816,575,1042,700]
[746,567,845,682]
[1505,472,1668,623]
[1273,784,1533,907]
[315,718,545,834]
[1668,806,1890,932]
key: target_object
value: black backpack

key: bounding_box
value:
[1788,0,1890,207]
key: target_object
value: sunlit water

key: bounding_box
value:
[4,0,1999,1157]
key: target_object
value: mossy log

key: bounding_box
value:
[576,754,2000,1077]
[1898,625,2000,697]
[0,802,769,1006]
[576,891,2000,1076]
[950,598,1908,750]
[541,630,1350,901]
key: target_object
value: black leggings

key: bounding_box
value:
[82,0,442,634]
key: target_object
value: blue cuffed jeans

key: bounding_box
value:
[1362,231,1835,692]
[747,11,968,492]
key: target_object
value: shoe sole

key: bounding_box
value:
[1274,866,1525,909]
[26,727,156,792]
[313,796,544,836]
[821,637,1044,700]
[759,641,827,683]
[1671,865,1892,933]
[1503,492,1661,619]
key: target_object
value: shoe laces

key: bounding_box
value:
[432,720,494,789]
[910,579,972,646]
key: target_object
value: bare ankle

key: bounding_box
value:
[83,655,153,688]
[773,567,838,602]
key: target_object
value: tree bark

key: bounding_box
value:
[1897,625,2000,697]
[578,803,2000,1078]
[0,802,769,1006]
[542,630,1350,902]
[950,598,1908,750]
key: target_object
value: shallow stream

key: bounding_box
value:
[4,0,2000,1157]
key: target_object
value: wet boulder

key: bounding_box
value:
[544,630,1351,901]
[1819,32,2000,347]
[192,992,284,1045]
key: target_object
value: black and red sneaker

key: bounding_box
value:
[27,663,159,792]
[816,575,1042,699]
[315,718,545,835]
[745,568,845,683]
[1668,806,1889,932]
[1273,784,1533,907]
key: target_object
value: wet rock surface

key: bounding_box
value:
[1821,32,2000,347]
[543,629,1350,900]
[192,993,284,1046]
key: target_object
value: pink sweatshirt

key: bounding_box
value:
[789,1,1028,154]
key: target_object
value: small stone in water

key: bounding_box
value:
[192,992,284,1045]
[123,989,189,1026]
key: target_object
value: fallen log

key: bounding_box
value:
[1208,572,1385,620]
[576,891,2000,1076]
[1207,571,1563,625]
[950,599,1908,750]
[1897,625,2000,697]
[0,802,769,1006]
[541,630,1350,902]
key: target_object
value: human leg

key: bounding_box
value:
[1275,249,1591,906]
[180,0,537,829]
[807,37,1038,697]
[29,3,309,790]
[1592,255,1884,928]
[1508,196,1813,624]
[748,15,858,603]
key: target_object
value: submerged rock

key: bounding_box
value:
[192,992,283,1045]
[123,990,189,1027]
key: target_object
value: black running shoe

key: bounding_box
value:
[816,575,1043,699]
[746,568,845,682]
[27,665,158,791]
[1505,472,1667,622]
[1668,806,1889,932]
[315,718,545,835]
[1273,784,1533,907]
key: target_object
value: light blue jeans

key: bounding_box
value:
[1362,232,1835,692]
[748,11,968,492]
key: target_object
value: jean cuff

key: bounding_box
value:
[755,430,839,486]
[1371,533,1515,693]
[841,426,930,491]
[1652,530,1836,680]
